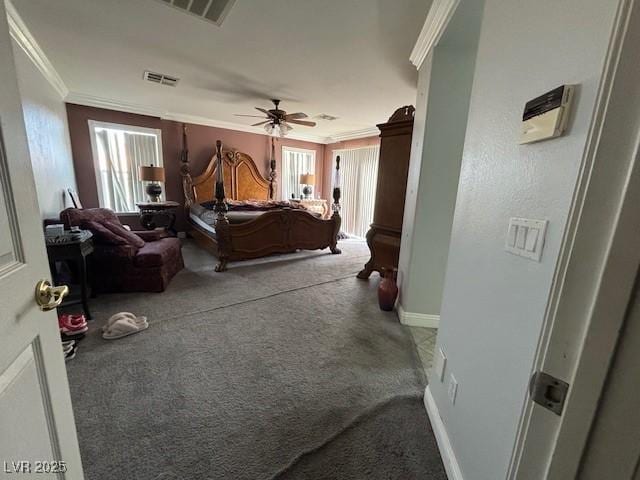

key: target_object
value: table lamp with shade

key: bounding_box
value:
[139,164,165,202]
[299,173,315,199]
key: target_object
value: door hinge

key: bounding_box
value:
[529,371,569,416]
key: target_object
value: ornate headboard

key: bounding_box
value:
[180,127,276,209]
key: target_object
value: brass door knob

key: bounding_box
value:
[35,280,69,311]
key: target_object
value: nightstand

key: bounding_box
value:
[136,201,180,234]
[291,198,329,219]
[46,230,94,320]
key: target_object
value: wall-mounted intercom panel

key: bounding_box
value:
[520,85,574,144]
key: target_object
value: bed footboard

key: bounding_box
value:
[181,135,343,272]
[211,209,340,271]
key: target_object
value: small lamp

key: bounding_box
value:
[139,164,165,202]
[300,173,315,199]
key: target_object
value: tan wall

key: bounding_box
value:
[66,103,327,230]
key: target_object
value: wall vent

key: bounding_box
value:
[155,0,237,26]
[316,114,339,121]
[143,71,180,87]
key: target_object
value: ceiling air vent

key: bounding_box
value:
[156,0,237,26]
[316,114,339,121]
[143,71,179,87]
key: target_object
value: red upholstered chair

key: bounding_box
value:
[60,208,184,293]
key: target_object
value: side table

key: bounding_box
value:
[136,201,180,235]
[45,230,94,320]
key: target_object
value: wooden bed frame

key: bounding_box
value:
[180,131,341,272]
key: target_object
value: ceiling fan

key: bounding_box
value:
[234,99,316,137]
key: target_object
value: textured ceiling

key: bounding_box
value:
[13,0,429,141]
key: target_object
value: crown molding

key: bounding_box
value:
[409,0,460,69]
[326,127,379,144]
[65,92,166,118]
[65,91,380,145]
[162,111,331,144]
[5,0,69,98]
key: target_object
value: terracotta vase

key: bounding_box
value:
[378,268,399,312]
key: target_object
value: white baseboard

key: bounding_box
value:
[424,386,464,480]
[397,303,440,328]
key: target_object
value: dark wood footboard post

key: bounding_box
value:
[330,156,342,255]
[268,137,277,200]
[214,140,231,272]
[180,124,194,211]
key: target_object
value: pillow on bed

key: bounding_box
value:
[200,199,309,212]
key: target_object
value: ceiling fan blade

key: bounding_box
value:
[234,114,269,118]
[284,112,308,120]
[251,120,271,126]
[287,119,317,127]
[256,107,277,118]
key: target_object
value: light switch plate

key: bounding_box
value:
[505,218,548,262]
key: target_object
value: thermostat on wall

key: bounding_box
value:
[519,85,574,144]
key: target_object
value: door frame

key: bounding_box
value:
[411,0,640,477]
[507,0,640,477]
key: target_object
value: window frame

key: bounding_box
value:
[281,146,316,201]
[88,120,163,214]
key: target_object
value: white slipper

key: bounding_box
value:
[102,312,147,332]
[102,312,135,332]
[102,317,149,340]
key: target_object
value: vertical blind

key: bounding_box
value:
[282,148,315,200]
[93,126,161,212]
[333,145,380,238]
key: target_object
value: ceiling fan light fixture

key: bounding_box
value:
[279,123,292,136]
[264,123,274,135]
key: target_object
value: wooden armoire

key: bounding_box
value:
[357,105,414,279]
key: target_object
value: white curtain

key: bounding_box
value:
[282,148,315,200]
[333,145,380,238]
[94,128,161,212]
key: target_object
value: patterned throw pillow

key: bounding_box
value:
[102,221,145,248]
[81,220,128,245]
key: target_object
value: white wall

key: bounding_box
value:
[399,1,483,318]
[429,1,619,479]
[11,40,76,219]
[397,56,431,302]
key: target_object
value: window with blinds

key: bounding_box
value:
[282,147,316,200]
[332,145,380,238]
[88,121,163,213]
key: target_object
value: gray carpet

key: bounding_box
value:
[66,240,446,480]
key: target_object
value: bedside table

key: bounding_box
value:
[291,199,329,219]
[46,230,94,319]
[136,201,180,234]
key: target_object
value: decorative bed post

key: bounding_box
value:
[180,124,194,210]
[213,140,232,272]
[181,137,342,271]
[268,137,277,200]
[330,156,342,254]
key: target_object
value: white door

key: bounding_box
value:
[0,3,84,479]
[509,0,640,477]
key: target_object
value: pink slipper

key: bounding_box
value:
[58,314,88,334]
